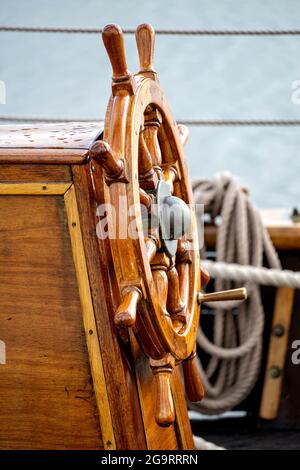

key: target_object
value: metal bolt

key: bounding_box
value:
[291,207,300,223]
[273,324,285,337]
[270,366,282,379]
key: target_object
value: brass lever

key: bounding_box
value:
[197,287,247,304]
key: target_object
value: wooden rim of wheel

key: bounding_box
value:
[89,23,204,427]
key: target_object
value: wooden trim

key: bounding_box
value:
[171,368,195,450]
[0,148,89,164]
[205,224,300,251]
[0,182,71,195]
[259,287,295,420]
[64,185,116,449]
[0,164,72,183]
[266,227,300,251]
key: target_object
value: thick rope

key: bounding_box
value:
[191,172,281,414]
[202,260,300,288]
[1,26,300,35]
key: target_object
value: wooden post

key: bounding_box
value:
[259,287,295,420]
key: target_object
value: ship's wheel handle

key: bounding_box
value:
[90,23,248,427]
[135,23,156,73]
[102,24,130,82]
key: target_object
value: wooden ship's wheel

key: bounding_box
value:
[0,21,248,450]
[90,24,247,427]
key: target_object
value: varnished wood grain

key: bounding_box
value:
[0,182,71,195]
[102,24,130,82]
[0,21,204,448]
[0,195,102,449]
[205,222,300,251]
[171,367,195,450]
[98,23,203,435]
[0,164,72,183]
[0,148,89,164]
[64,185,116,449]
[182,352,205,402]
[72,164,147,450]
[130,333,179,450]
[135,24,156,73]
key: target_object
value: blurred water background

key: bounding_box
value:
[1,0,300,208]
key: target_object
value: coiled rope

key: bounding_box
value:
[191,172,282,414]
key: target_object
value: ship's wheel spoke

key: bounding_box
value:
[138,128,158,190]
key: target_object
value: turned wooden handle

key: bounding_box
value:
[135,23,156,72]
[153,369,175,427]
[114,287,141,328]
[167,264,185,316]
[138,132,155,178]
[183,352,205,402]
[102,24,130,81]
[89,141,123,178]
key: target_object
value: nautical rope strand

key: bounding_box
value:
[191,172,281,414]
[2,26,300,35]
[202,260,300,288]
[2,116,300,126]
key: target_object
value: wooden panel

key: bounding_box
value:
[0,164,72,183]
[0,195,102,449]
[259,287,295,420]
[72,164,147,450]
[64,185,115,449]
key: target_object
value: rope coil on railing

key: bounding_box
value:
[2,26,300,35]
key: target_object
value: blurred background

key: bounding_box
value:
[1,0,300,208]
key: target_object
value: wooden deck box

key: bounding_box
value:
[0,122,194,450]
